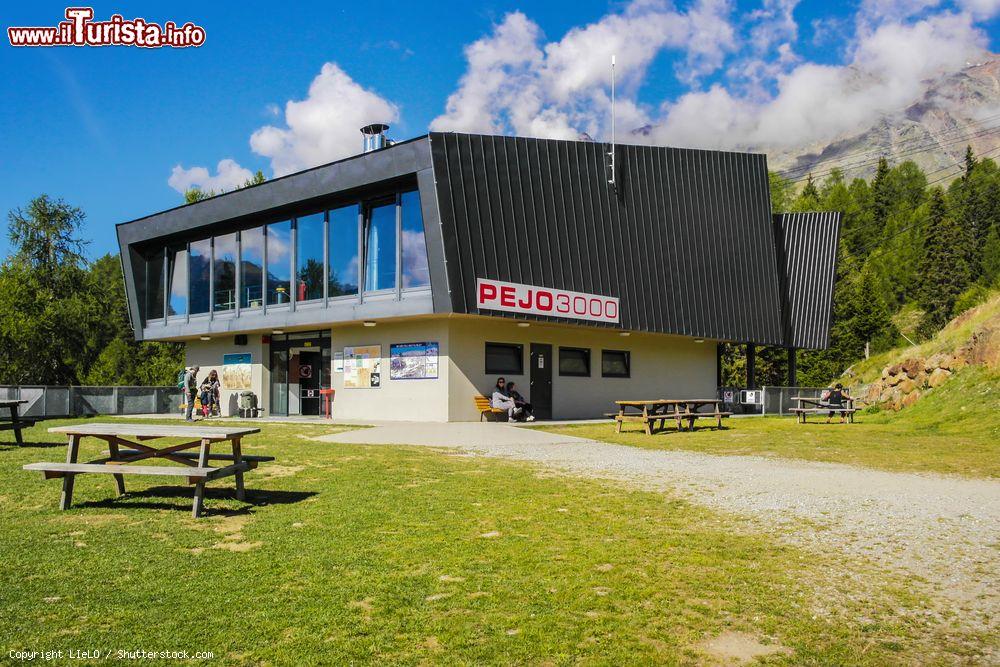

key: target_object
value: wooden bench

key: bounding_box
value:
[23,462,250,483]
[23,423,264,517]
[0,399,35,445]
[475,395,506,422]
[789,407,857,423]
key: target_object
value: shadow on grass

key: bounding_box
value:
[0,440,66,450]
[75,486,317,516]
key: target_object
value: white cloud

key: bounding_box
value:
[430,0,736,141]
[250,63,400,176]
[957,0,1000,19]
[653,9,991,149]
[167,159,253,195]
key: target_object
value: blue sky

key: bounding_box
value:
[2,0,999,259]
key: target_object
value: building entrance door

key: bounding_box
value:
[268,331,331,416]
[298,350,321,415]
[530,343,552,420]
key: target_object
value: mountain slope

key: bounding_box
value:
[765,58,1000,182]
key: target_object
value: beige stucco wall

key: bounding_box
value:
[183,316,717,422]
[447,317,717,421]
[185,336,268,417]
[329,319,450,422]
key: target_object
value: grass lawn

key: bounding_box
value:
[0,419,989,664]
[540,367,1000,479]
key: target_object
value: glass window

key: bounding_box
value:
[240,227,264,309]
[559,347,590,377]
[485,342,524,375]
[364,201,396,292]
[602,350,631,378]
[213,232,237,312]
[144,249,165,320]
[400,190,429,288]
[328,205,358,297]
[189,238,211,315]
[266,220,292,305]
[296,213,324,302]
[167,246,187,318]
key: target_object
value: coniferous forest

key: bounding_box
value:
[2,150,998,388]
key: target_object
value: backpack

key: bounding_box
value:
[177,370,187,389]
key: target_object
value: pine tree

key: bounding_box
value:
[867,156,893,252]
[917,188,972,329]
[849,264,897,355]
[982,224,1000,287]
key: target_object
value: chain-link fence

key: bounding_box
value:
[719,386,827,415]
[0,386,182,418]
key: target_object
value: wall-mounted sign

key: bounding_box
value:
[343,345,381,388]
[222,353,252,390]
[302,389,319,398]
[390,342,439,380]
[333,352,344,373]
[223,353,252,365]
[476,278,619,324]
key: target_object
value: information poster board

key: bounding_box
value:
[222,353,252,390]
[343,345,381,388]
[390,342,439,380]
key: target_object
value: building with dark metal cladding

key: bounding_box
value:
[117,130,840,421]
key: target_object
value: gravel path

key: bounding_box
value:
[317,422,1000,633]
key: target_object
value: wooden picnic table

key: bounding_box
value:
[789,395,856,423]
[0,399,34,445]
[22,423,270,517]
[613,399,731,435]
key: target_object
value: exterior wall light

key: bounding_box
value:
[363,321,377,327]
[619,331,631,337]
[694,338,705,343]
[272,330,284,335]
[516,322,530,327]
[199,336,211,341]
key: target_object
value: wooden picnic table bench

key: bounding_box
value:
[614,399,732,435]
[0,399,35,445]
[22,423,265,517]
[789,396,857,423]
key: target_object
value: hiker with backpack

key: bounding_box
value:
[181,366,200,421]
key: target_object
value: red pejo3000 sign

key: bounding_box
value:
[476,278,619,324]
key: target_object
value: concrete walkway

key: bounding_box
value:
[316,421,1000,632]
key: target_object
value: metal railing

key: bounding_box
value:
[719,386,827,415]
[0,386,182,419]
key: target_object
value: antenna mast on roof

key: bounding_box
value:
[608,54,616,189]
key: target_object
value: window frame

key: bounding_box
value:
[362,196,399,295]
[485,342,524,376]
[601,349,631,378]
[558,346,591,377]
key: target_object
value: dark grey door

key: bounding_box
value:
[530,343,552,420]
[299,351,321,415]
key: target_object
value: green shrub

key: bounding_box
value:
[953,284,991,317]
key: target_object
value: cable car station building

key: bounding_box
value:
[118,130,839,421]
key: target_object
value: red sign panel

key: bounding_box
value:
[476,278,620,324]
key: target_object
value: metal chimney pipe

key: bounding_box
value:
[361,123,390,153]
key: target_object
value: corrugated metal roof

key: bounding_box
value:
[429,132,789,345]
[773,212,841,349]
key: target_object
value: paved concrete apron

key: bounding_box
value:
[318,422,1000,629]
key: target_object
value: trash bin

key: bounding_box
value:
[238,391,258,418]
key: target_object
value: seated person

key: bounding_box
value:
[820,382,849,423]
[505,381,535,422]
[490,377,520,420]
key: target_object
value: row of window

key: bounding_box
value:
[143,190,429,321]
[485,343,631,378]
